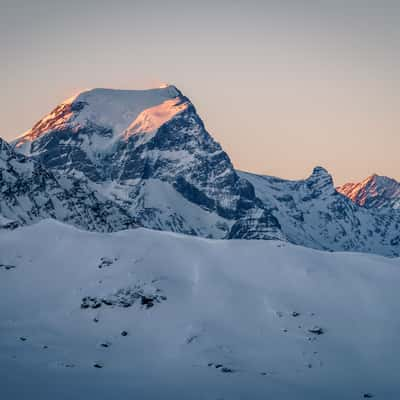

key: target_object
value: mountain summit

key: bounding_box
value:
[337,174,400,209]
[15,86,182,148]
[11,86,283,240]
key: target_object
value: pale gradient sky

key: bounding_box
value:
[1,0,399,185]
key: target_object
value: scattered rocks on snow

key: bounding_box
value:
[57,362,75,368]
[98,257,117,269]
[186,335,198,344]
[207,363,235,373]
[259,371,276,376]
[308,326,324,335]
[141,295,157,308]
[0,263,16,270]
[291,311,300,317]
[81,297,102,309]
[81,284,166,310]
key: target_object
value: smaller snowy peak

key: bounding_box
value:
[337,174,400,209]
[304,166,334,194]
[310,166,331,178]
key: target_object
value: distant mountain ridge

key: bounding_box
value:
[1,85,399,256]
[337,174,400,210]
[239,168,400,257]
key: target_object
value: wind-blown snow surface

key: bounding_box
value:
[1,220,399,399]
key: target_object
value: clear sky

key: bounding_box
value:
[1,0,399,185]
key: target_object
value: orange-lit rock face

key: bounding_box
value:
[15,99,77,147]
[337,174,400,209]
[337,179,373,206]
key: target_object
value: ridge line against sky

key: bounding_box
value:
[1,0,399,185]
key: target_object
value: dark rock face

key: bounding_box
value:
[30,124,112,182]
[308,326,324,335]
[228,208,282,240]
[0,263,16,270]
[0,138,135,232]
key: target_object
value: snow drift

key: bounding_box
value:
[0,220,399,399]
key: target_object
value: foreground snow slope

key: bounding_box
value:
[1,220,399,399]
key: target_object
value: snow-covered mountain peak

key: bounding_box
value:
[304,166,334,194]
[309,166,331,179]
[14,85,184,151]
[337,174,400,209]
